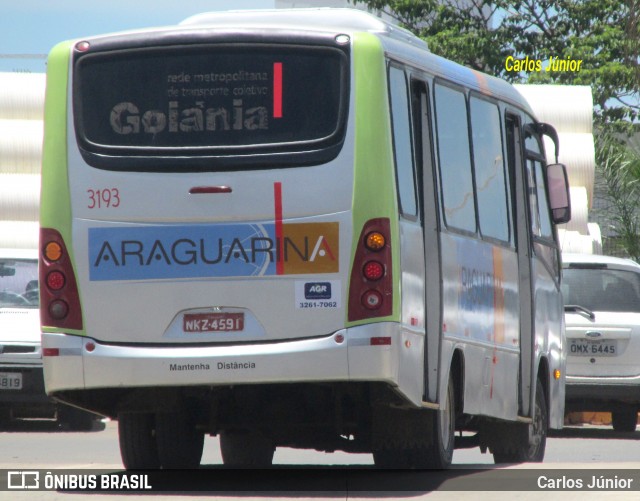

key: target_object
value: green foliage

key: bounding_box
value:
[352,0,639,125]
[594,131,640,260]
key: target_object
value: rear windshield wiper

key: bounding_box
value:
[564,304,595,321]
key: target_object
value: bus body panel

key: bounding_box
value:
[347,32,401,327]
[71,212,352,345]
[533,254,566,429]
[397,219,427,405]
[64,40,358,346]
[440,232,521,419]
[43,320,426,406]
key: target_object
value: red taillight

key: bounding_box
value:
[40,228,83,330]
[348,218,393,322]
[363,261,384,281]
[370,336,392,346]
[46,271,66,291]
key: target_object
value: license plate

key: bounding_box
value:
[183,312,244,333]
[569,340,617,357]
[0,372,22,390]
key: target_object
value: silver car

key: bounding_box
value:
[562,253,640,432]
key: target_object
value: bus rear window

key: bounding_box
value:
[74,43,349,170]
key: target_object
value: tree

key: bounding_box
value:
[592,133,640,260]
[353,0,639,126]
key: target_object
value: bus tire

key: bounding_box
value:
[220,430,275,467]
[493,378,547,463]
[372,375,455,469]
[118,412,160,470]
[155,409,204,469]
[421,373,455,469]
[612,409,638,432]
[372,446,409,469]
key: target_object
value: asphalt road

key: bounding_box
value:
[2,420,640,500]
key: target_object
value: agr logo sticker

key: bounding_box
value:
[295,280,341,309]
[305,282,332,300]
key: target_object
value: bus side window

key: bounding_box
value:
[434,83,476,233]
[469,96,510,243]
[388,65,418,218]
[531,160,554,239]
[524,131,553,240]
[524,121,561,281]
[410,78,434,224]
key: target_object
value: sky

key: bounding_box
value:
[0,0,282,73]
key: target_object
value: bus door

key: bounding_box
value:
[505,113,534,417]
[523,122,565,424]
[410,78,441,404]
[388,66,427,403]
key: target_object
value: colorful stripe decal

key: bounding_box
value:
[274,181,284,275]
[273,62,283,118]
[87,182,338,281]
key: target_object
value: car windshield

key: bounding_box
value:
[0,259,38,308]
[562,266,640,313]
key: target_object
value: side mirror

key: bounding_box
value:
[546,163,571,224]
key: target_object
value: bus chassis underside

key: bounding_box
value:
[51,376,546,469]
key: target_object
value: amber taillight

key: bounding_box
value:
[40,228,83,330]
[348,218,393,322]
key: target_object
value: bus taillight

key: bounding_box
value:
[348,218,393,322]
[40,228,83,330]
[365,231,386,251]
[363,261,384,281]
[46,271,66,290]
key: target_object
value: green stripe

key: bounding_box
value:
[41,41,85,335]
[347,33,400,327]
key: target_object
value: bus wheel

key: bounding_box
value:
[372,375,455,469]
[372,446,408,468]
[493,379,547,463]
[612,409,638,432]
[422,374,455,469]
[118,412,160,469]
[155,409,204,469]
[220,430,275,467]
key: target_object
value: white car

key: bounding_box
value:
[562,252,640,432]
[0,248,100,429]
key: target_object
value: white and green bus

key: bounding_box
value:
[40,8,571,469]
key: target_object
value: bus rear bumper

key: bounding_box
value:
[42,323,424,406]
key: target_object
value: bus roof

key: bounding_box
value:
[180,8,429,51]
[382,35,533,113]
[69,8,532,118]
[180,8,531,114]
